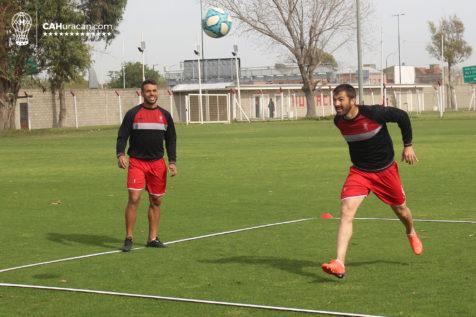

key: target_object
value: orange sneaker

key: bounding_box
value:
[321,259,346,278]
[407,233,423,255]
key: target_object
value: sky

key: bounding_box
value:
[89,0,476,83]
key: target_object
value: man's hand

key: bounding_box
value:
[401,146,418,165]
[117,155,127,169]
[168,163,178,177]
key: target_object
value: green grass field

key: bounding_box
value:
[0,112,475,316]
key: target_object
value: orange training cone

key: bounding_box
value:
[320,212,334,219]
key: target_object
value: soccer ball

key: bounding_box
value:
[202,7,232,38]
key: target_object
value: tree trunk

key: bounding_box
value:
[0,81,18,131]
[302,80,317,118]
[447,63,455,109]
[0,102,16,130]
[51,89,58,128]
[57,83,67,128]
[299,63,317,118]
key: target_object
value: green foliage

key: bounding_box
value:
[305,48,338,70]
[108,62,166,88]
[25,56,39,75]
[19,75,48,89]
[427,15,472,66]
[0,0,128,129]
[77,0,127,44]
[42,35,91,89]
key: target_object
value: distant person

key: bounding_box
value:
[116,79,177,252]
[268,98,275,118]
[321,84,422,278]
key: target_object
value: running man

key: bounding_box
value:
[116,79,177,252]
[322,84,423,278]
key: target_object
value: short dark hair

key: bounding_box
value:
[141,79,158,91]
[333,84,356,100]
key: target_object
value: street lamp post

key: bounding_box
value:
[393,13,405,84]
[385,52,396,69]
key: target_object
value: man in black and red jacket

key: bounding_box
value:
[322,84,423,278]
[116,79,177,252]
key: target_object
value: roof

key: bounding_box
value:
[171,82,433,93]
[171,82,234,92]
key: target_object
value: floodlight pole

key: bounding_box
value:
[195,47,203,124]
[200,0,205,59]
[141,32,145,82]
[393,13,405,85]
[232,46,241,118]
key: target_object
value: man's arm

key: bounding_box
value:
[372,105,412,147]
[372,105,418,164]
[164,111,177,176]
[116,110,134,168]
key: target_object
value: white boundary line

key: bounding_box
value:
[352,217,476,224]
[0,218,315,274]
[1,215,471,316]
[1,216,473,275]
[0,283,386,317]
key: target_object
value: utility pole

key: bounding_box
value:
[380,25,384,104]
[122,39,125,89]
[393,13,405,84]
[356,0,364,103]
[440,33,445,117]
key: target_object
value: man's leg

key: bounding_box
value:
[125,189,142,238]
[121,189,142,252]
[336,196,366,264]
[373,162,422,255]
[147,194,162,242]
[322,196,365,278]
[144,158,167,248]
[391,203,414,234]
[391,203,423,255]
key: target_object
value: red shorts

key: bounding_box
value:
[341,162,406,206]
[127,157,167,196]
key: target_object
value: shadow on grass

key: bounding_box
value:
[32,273,61,280]
[201,256,333,283]
[347,260,409,267]
[47,233,122,249]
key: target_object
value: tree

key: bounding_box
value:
[0,0,127,130]
[108,62,166,88]
[0,1,32,130]
[427,15,472,109]
[208,0,357,117]
[38,0,92,127]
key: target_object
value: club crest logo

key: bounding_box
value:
[11,12,32,46]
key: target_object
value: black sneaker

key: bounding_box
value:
[146,236,167,248]
[121,237,133,252]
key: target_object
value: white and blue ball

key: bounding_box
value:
[202,7,232,38]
